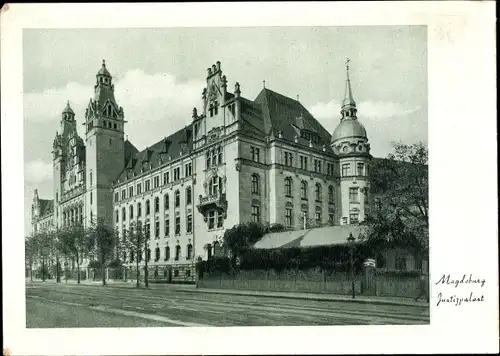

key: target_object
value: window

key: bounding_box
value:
[154,176,160,188]
[164,246,170,261]
[284,152,293,166]
[285,206,293,227]
[251,174,260,195]
[395,257,407,270]
[175,190,180,207]
[211,148,217,167]
[175,245,181,261]
[147,248,151,262]
[146,200,150,215]
[342,164,350,177]
[129,205,133,219]
[209,176,220,195]
[314,159,322,173]
[115,210,119,223]
[175,217,181,235]
[174,269,179,277]
[328,186,335,204]
[186,187,192,205]
[300,155,308,170]
[206,146,222,168]
[284,177,292,196]
[155,247,160,262]
[164,194,169,210]
[328,213,334,224]
[136,183,142,195]
[145,222,151,239]
[349,188,359,203]
[208,210,215,229]
[217,211,223,228]
[174,167,180,181]
[300,181,308,200]
[187,214,193,233]
[155,220,160,239]
[130,250,135,262]
[315,207,322,225]
[129,186,134,198]
[357,162,365,176]
[327,163,334,176]
[250,146,260,162]
[251,205,261,223]
[165,218,170,236]
[315,183,322,202]
[186,244,193,260]
[90,172,93,186]
[185,163,192,177]
[137,202,142,217]
[145,180,151,191]
[163,172,169,185]
[206,151,211,169]
[217,147,222,164]
[349,213,359,224]
[154,197,160,213]
[90,192,93,205]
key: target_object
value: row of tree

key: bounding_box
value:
[25,218,154,287]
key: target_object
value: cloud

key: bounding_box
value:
[25,159,52,184]
[23,69,206,151]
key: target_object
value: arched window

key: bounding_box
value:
[186,244,193,260]
[146,200,150,215]
[315,183,322,202]
[155,247,160,262]
[284,177,292,197]
[300,181,308,200]
[175,245,181,261]
[213,241,220,256]
[285,202,293,227]
[186,186,192,205]
[122,207,126,221]
[154,197,160,213]
[137,202,142,217]
[251,174,260,195]
[175,190,180,207]
[129,205,134,219]
[164,194,169,210]
[164,246,170,261]
[328,185,335,204]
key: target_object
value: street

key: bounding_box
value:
[26,281,430,327]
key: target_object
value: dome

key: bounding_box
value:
[331,118,367,143]
[62,101,74,115]
[97,59,111,77]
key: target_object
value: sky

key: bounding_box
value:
[23,26,427,232]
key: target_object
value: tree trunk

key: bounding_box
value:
[42,258,46,282]
[101,252,106,286]
[56,255,61,283]
[76,253,81,284]
[136,255,140,288]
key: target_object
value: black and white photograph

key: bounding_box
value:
[2,2,498,355]
[23,26,430,328]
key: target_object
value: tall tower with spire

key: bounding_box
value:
[330,59,371,225]
[84,60,126,227]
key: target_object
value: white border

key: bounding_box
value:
[1,2,498,355]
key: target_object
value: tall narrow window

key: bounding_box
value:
[328,185,335,204]
[251,174,260,195]
[349,188,359,203]
[165,218,170,236]
[137,202,142,217]
[186,187,192,205]
[285,177,292,196]
[342,164,350,177]
[300,181,308,200]
[115,210,119,223]
[90,192,93,205]
[175,216,180,235]
[187,214,193,233]
[129,205,134,219]
[206,151,211,169]
[154,197,160,213]
[136,183,142,195]
[154,176,160,188]
[175,245,181,261]
[155,247,160,262]
[155,220,160,239]
[315,183,322,202]
[114,192,119,202]
[285,203,293,227]
[217,211,223,228]
[315,207,322,225]
[145,180,151,191]
[208,210,215,229]
[164,246,170,261]
[251,205,261,223]
[146,200,150,215]
[186,244,193,260]
[357,162,365,176]
[90,172,93,186]
[175,190,180,207]
[217,146,222,164]
[164,194,169,210]
[129,186,133,197]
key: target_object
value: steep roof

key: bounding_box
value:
[115,126,193,184]
[39,199,54,217]
[252,88,334,152]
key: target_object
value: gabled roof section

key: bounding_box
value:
[124,139,139,166]
[115,125,193,184]
[253,88,333,151]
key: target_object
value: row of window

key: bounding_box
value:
[116,188,193,222]
[122,213,193,240]
[283,177,336,203]
[126,244,193,263]
[284,206,335,227]
[341,162,367,177]
[206,146,223,169]
[115,163,193,202]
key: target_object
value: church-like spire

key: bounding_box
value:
[93,59,117,107]
[341,58,357,120]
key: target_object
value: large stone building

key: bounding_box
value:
[31,60,372,280]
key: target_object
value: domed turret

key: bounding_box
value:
[97,59,111,77]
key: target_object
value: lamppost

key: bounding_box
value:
[347,232,356,299]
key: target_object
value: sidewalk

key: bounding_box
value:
[27,278,429,308]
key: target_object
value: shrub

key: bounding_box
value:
[375,269,421,277]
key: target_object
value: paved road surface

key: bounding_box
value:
[26,281,429,327]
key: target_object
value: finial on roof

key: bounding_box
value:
[342,57,356,110]
[297,94,299,102]
[102,59,106,67]
[263,80,266,89]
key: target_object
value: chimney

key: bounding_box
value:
[216,61,221,72]
[207,68,212,77]
[212,64,217,73]
[234,82,241,121]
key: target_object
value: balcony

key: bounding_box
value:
[61,185,86,203]
[197,192,227,215]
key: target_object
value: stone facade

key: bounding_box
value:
[31,60,372,280]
